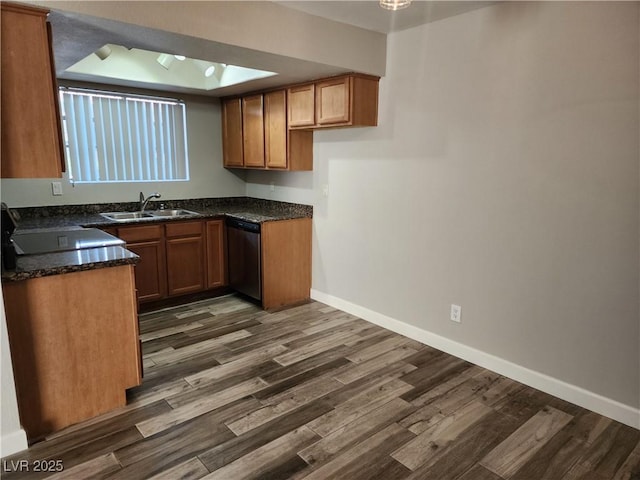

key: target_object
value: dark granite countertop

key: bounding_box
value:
[2,197,311,282]
[13,197,312,231]
[2,246,139,282]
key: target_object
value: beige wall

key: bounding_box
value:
[247,1,640,410]
[0,91,245,207]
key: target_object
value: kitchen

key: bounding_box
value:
[1,1,639,478]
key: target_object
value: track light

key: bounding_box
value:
[94,45,112,60]
[156,53,175,70]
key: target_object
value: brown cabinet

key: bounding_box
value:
[117,224,167,302]
[223,90,312,171]
[3,265,141,439]
[265,90,313,171]
[1,3,64,178]
[287,83,316,128]
[114,219,227,304]
[289,74,379,130]
[222,98,244,167]
[206,219,227,289]
[242,95,266,168]
[261,218,312,310]
[166,221,206,296]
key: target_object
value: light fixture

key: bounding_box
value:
[94,45,112,60]
[174,55,186,61]
[379,0,411,10]
[204,65,216,77]
[156,53,175,70]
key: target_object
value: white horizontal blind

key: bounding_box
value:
[59,88,189,183]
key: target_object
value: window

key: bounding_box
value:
[59,87,189,183]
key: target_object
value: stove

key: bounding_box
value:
[12,228,124,255]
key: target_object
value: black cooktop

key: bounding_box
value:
[12,229,124,255]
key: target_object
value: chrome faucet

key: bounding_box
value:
[139,192,161,212]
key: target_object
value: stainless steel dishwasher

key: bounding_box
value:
[226,217,261,301]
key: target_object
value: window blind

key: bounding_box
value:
[59,88,189,183]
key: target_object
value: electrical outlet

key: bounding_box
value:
[270,182,275,192]
[450,304,462,323]
[51,181,63,196]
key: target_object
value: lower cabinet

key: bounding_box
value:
[115,219,226,304]
[110,216,311,309]
[117,224,167,302]
[262,217,312,309]
[166,221,205,296]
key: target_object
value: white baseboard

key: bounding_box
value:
[311,289,640,430]
[0,428,28,457]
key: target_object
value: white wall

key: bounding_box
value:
[0,288,28,457]
[247,1,640,418]
[0,90,245,207]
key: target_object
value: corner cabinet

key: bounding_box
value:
[1,3,64,178]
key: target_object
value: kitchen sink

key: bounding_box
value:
[100,211,154,221]
[100,209,199,222]
[147,209,199,218]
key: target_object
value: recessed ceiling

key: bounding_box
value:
[66,44,276,93]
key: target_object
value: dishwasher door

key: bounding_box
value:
[226,218,261,301]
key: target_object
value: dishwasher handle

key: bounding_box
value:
[226,217,261,234]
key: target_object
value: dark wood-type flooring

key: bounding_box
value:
[3,295,639,479]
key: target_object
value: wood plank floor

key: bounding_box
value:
[2,295,639,479]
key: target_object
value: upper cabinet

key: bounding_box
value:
[242,95,266,168]
[287,84,316,128]
[222,90,313,171]
[1,3,64,178]
[222,97,244,168]
[221,73,378,172]
[289,74,379,130]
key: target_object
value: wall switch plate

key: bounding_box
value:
[450,304,462,323]
[51,181,63,196]
[322,184,329,197]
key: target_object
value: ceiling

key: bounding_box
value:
[49,1,494,97]
[276,1,494,34]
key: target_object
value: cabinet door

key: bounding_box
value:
[206,219,227,288]
[166,222,205,296]
[315,76,351,126]
[242,95,265,168]
[265,90,288,169]
[126,240,167,302]
[287,84,315,128]
[222,98,244,167]
[1,4,63,178]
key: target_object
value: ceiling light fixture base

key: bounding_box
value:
[379,0,411,11]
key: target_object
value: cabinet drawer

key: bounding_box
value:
[165,221,203,238]
[117,224,163,243]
